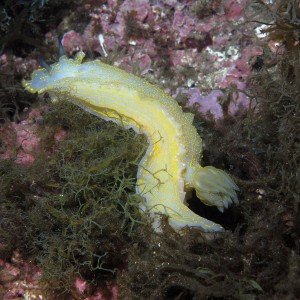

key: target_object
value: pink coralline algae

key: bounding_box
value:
[224,0,247,20]
[0,109,42,166]
[185,88,224,119]
[62,0,155,54]
[0,107,67,166]
[184,88,251,120]
[57,0,262,121]
[0,255,42,299]
[75,277,118,300]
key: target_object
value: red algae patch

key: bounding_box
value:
[0,107,67,166]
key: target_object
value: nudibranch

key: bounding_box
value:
[23,51,239,232]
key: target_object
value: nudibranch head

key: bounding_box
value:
[23,52,86,94]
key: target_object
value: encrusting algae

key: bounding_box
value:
[23,51,239,232]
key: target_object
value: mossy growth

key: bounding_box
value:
[246,0,300,49]
[113,46,300,299]
[1,44,300,299]
[0,98,148,295]
[0,62,39,123]
[184,47,300,299]
[0,0,79,56]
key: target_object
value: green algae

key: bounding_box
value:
[0,99,148,294]
[1,5,300,295]
[1,47,300,297]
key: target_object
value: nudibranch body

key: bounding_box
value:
[23,52,239,232]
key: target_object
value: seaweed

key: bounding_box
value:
[1,49,299,297]
[0,0,76,56]
[1,2,300,296]
[0,0,79,123]
[246,0,300,48]
[0,63,38,123]
[0,100,148,295]
[116,25,300,300]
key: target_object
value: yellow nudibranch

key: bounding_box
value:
[23,52,239,232]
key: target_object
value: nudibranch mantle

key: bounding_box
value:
[23,52,239,232]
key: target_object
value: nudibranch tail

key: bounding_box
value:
[22,51,239,233]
